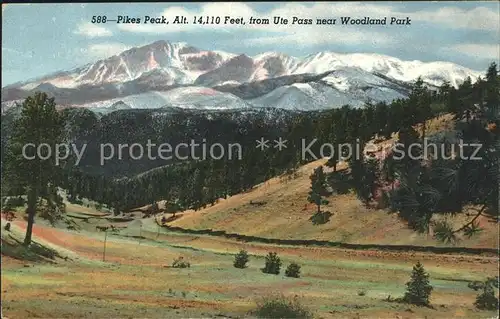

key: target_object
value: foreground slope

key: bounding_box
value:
[1,215,498,319]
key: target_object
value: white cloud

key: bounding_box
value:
[83,43,131,59]
[246,29,394,47]
[74,22,113,38]
[412,6,499,32]
[116,3,498,48]
[451,44,499,60]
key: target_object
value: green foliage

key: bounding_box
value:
[386,63,499,242]
[1,196,25,210]
[233,249,250,269]
[262,252,281,275]
[172,256,190,268]
[403,261,433,306]
[253,294,313,319]
[309,211,332,225]
[3,92,66,245]
[474,284,499,310]
[432,220,458,244]
[308,166,330,214]
[285,263,301,278]
[468,277,499,310]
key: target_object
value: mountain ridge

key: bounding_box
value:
[1,40,484,113]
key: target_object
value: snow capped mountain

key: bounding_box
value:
[17,41,236,90]
[1,40,484,113]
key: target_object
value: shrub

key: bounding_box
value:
[262,252,281,275]
[309,211,332,225]
[403,261,433,306]
[358,290,366,296]
[474,283,499,310]
[253,294,313,319]
[285,263,301,278]
[172,256,190,268]
[233,249,250,269]
[2,196,25,210]
[469,277,499,310]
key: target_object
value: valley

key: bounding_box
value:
[1,176,498,319]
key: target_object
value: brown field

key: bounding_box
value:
[164,158,497,248]
[1,215,498,319]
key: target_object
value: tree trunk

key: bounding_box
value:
[317,203,321,214]
[422,123,426,143]
[24,186,38,246]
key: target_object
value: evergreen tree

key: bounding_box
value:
[3,92,65,245]
[192,166,207,211]
[307,166,329,213]
[262,252,281,275]
[403,261,433,306]
[285,263,301,278]
[233,249,250,269]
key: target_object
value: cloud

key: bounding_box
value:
[451,44,499,60]
[117,3,394,46]
[117,3,255,34]
[82,43,132,59]
[116,3,498,49]
[246,29,394,47]
[412,6,499,32]
[74,22,113,38]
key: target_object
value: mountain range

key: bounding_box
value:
[1,40,483,113]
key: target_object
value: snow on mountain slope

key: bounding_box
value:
[2,40,484,113]
[292,52,481,88]
[78,87,253,113]
[18,41,235,89]
[249,67,408,110]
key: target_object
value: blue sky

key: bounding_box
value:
[2,2,499,86]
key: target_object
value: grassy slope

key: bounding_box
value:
[2,218,498,319]
[163,114,497,248]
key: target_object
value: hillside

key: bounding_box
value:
[161,158,497,248]
[157,114,496,249]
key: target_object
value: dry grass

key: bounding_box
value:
[2,218,498,319]
[164,156,497,248]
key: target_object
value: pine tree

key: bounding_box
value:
[403,261,433,306]
[262,252,281,275]
[285,263,301,278]
[307,166,329,214]
[233,249,250,269]
[3,92,65,245]
[469,277,499,310]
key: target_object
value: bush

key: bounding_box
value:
[262,252,281,275]
[358,290,366,296]
[233,249,250,269]
[285,263,301,278]
[172,256,190,268]
[309,211,332,225]
[474,283,499,310]
[403,261,433,306]
[2,196,25,210]
[469,277,499,310]
[253,294,313,319]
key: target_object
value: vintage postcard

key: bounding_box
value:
[1,2,499,318]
